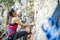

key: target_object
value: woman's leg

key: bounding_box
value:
[13,31,28,40]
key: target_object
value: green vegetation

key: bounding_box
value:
[0,0,15,9]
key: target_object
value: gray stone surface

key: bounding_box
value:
[33,0,58,40]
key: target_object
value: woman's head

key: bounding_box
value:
[9,8,17,17]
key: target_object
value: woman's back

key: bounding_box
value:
[8,17,18,31]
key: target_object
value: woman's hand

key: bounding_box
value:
[30,22,34,26]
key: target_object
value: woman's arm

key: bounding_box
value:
[14,18,34,28]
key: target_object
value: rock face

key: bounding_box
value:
[33,0,58,40]
[0,3,7,31]
[0,0,58,40]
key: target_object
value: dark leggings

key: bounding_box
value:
[8,31,28,40]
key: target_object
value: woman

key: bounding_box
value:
[6,8,34,40]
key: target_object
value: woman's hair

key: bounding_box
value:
[6,9,15,25]
[6,10,9,25]
[9,8,15,17]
